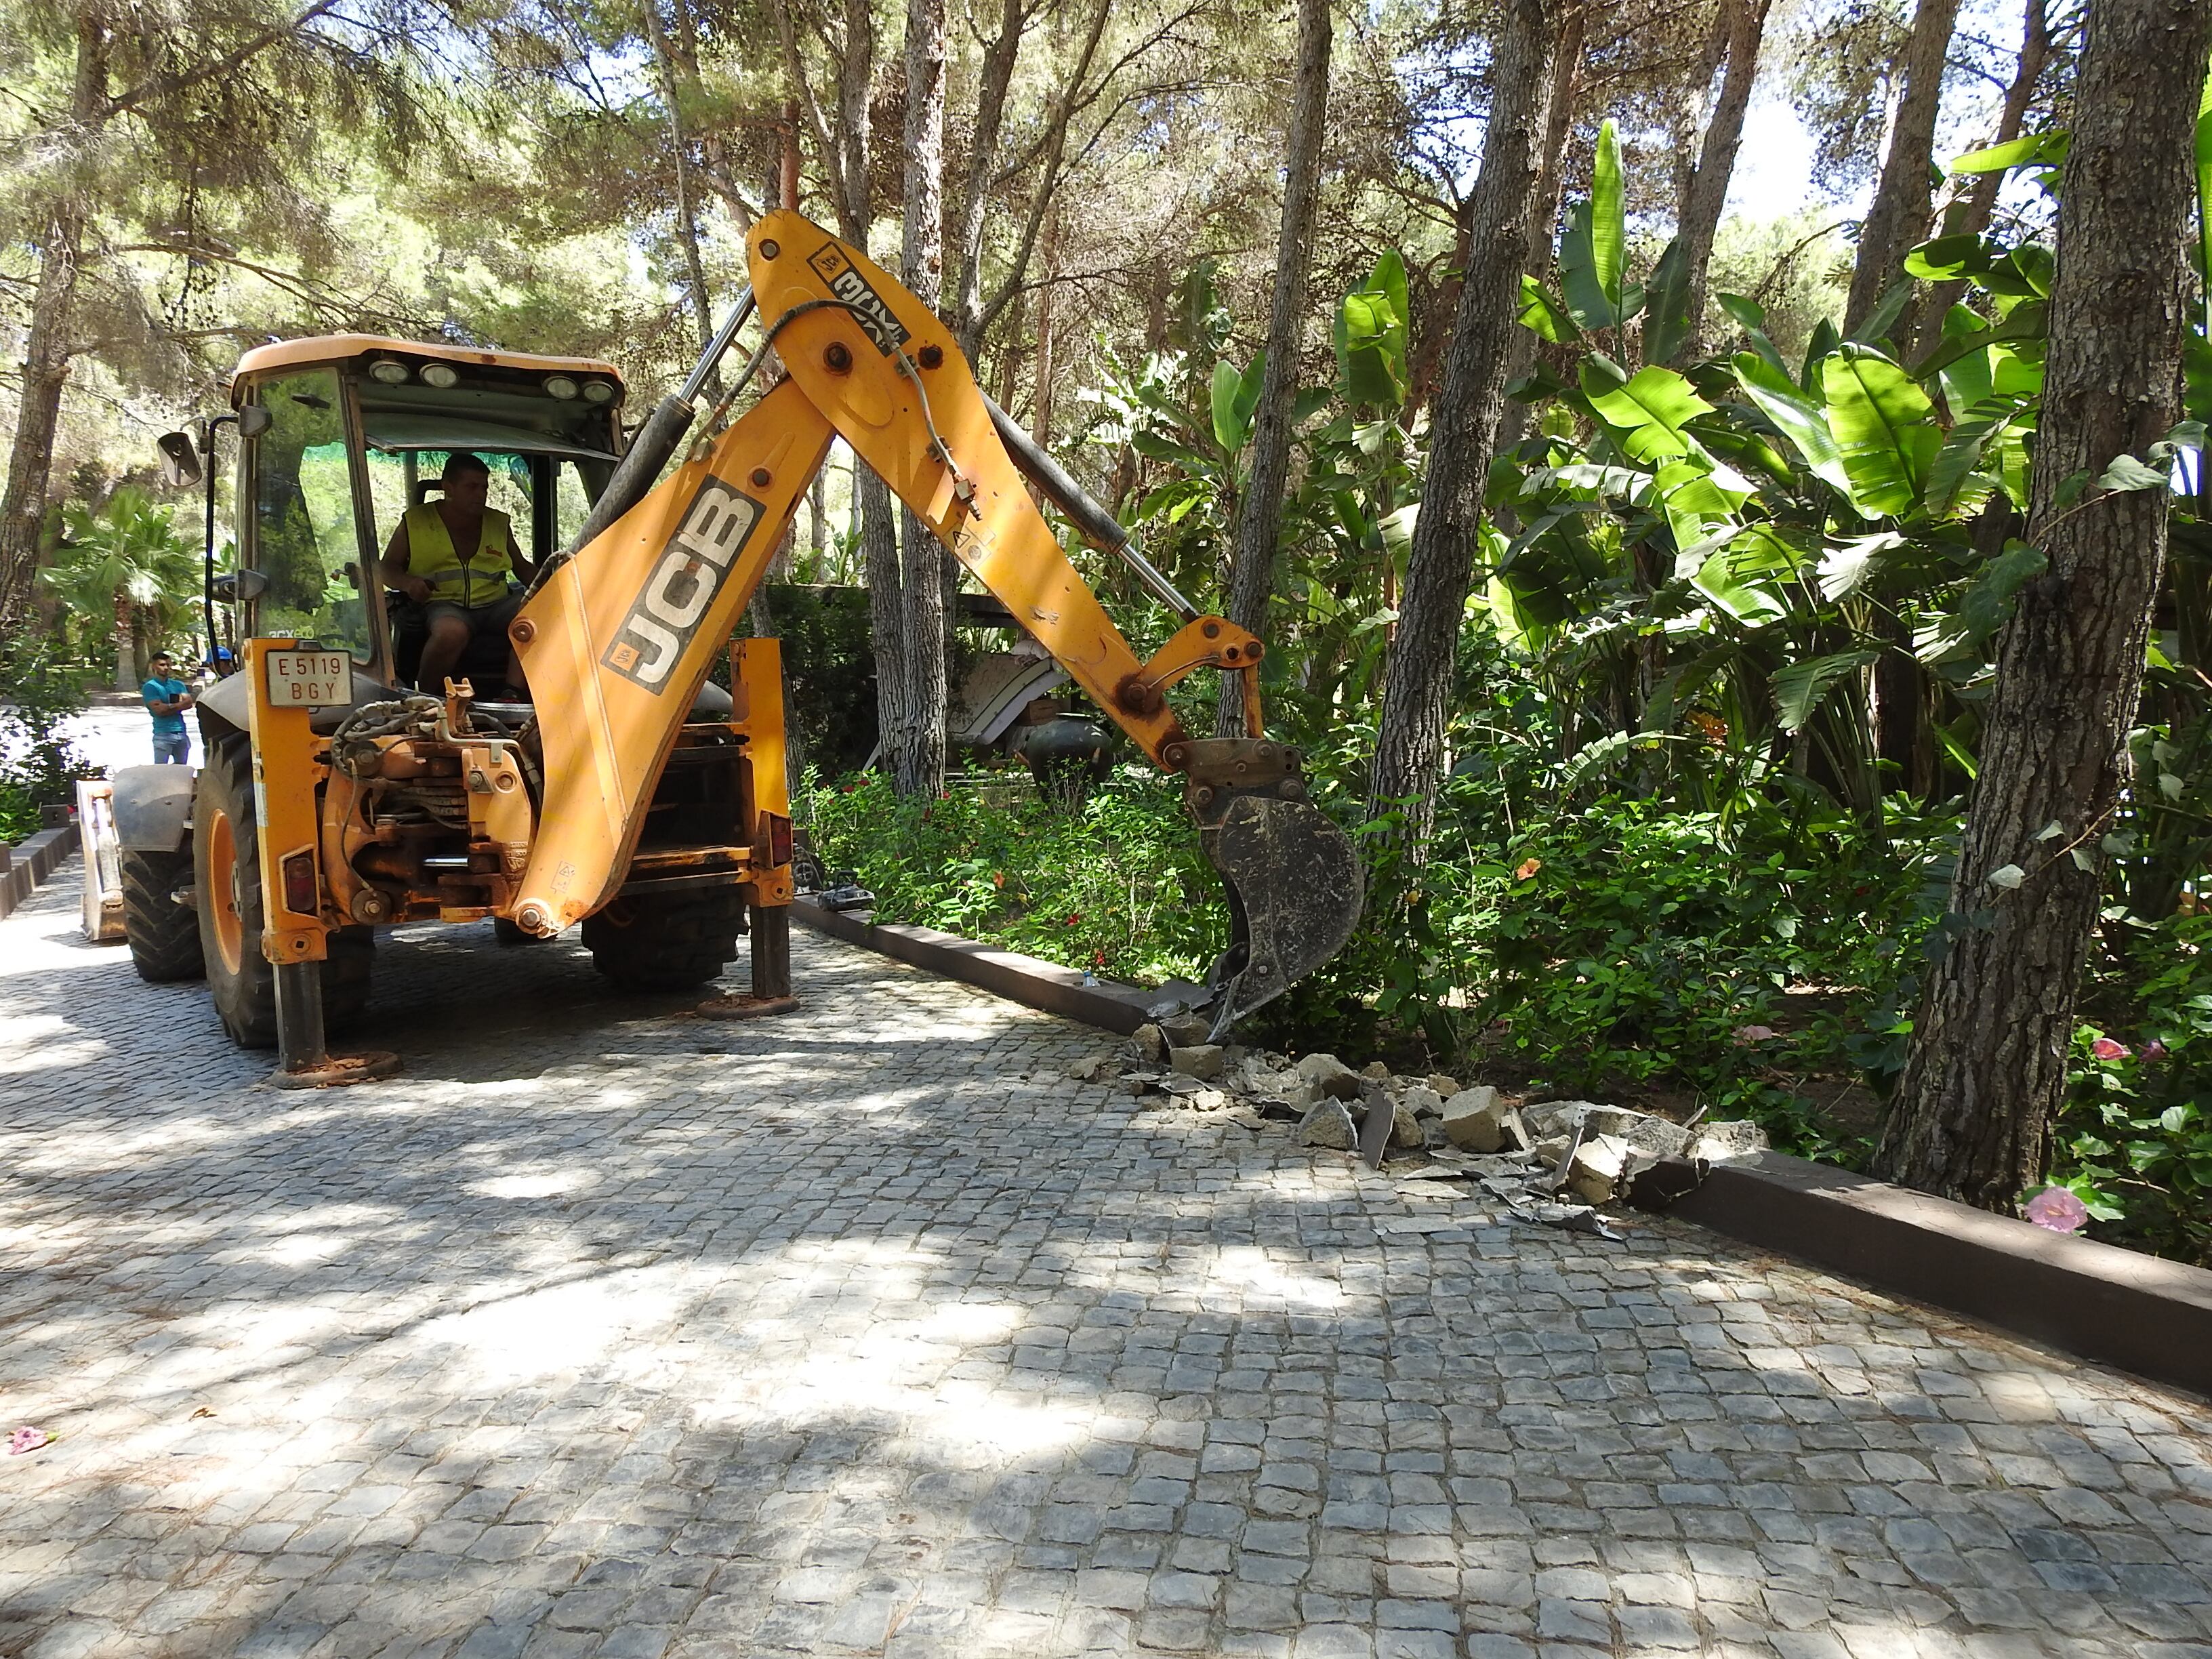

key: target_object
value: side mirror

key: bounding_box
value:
[157,432,203,489]
[237,405,273,438]
[212,569,271,603]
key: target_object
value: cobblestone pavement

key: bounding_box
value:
[3,858,2210,1659]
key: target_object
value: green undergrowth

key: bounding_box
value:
[802,771,1226,987]
[800,764,2212,1265]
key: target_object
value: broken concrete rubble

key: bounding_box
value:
[1351,1093,1427,1153]
[1298,1099,1357,1149]
[1128,1023,1168,1064]
[1563,1133,1647,1205]
[1169,1044,1225,1080]
[1690,1119,1770,1160]
[1158,1012,1212,1048]
[1293,1053,1363,1101]
[1440,1088,1533,1154]
[1401,1085,1444,1123]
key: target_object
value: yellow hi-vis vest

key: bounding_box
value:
[406,504,516,608]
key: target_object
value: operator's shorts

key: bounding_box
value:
[423,592,524,639]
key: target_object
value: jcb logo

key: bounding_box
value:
[602,476,764,692]
[807,241,910,356]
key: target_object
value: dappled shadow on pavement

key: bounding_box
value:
[1,863,2210,1659]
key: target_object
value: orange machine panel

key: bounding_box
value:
[508,380,833,932]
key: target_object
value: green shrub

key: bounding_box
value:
[2045,914,2212,1264]
[801,771,1225,985]
[0,649,94,843]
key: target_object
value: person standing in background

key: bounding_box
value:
[142,652,193,764]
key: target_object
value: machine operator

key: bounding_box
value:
[380,452,535,694]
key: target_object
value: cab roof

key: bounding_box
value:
[230,334,623,396]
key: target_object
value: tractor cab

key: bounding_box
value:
[193,336,628,697]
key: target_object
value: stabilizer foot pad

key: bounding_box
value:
[696,994,800,1021]
[268,1051,401,1090]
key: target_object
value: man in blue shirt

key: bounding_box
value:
[142,652,194,764]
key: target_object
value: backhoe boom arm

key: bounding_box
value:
[509,211,1361,1032]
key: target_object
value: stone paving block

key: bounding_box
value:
[0,867,2208,1659]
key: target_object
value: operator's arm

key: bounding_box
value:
[380,520,430,604]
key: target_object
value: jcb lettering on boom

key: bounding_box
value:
[806,243,909,356]
[602,476,765,691]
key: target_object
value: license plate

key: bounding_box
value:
[264,649,352,709]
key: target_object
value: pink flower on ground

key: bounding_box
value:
[7,1426,47,1455]
[1732,1025,1779,1044]
[2091,1037,2129,1061]
[2024,1187,2090,1233]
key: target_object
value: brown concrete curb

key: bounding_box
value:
[1671,1151,2212,1397]
[790,898,1153,1036]
[0,827,75,920]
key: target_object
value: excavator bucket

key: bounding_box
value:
[1200,794,1365,1038]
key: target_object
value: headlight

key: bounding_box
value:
[544,374,579,400]
[419,363,460,390]
[581,380,617,404]
[367,359,410,386]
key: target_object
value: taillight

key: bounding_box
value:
[766,813,792,869]
[281,851,319,914]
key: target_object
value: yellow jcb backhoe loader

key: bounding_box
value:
[99,210,1361,1083]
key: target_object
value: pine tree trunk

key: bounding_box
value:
[893,0,949,799]
[951,0,1027,360]
[1872,0,2212,1208]
[808,469,829,578]
[0,17,103,630]
[1216,0,1332,737]
[644,0,722,398]
[0,207,84,630]
[1844,0,1962,337]
[1487,4,1584,453]
[1368,0,1563,846]
[1912,0,2051,360]
[1673,0,1772,365]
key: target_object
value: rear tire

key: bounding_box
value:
[121,847,205,982]
[194,738,373,1049]
[583,887,743,991]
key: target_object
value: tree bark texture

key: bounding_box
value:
[1673,0,1772,365]
[1914,0,2051,359]
[1872,0,2212,1208]
[0,207,85,630]
[1366,0,1561,846]
[1487,3,1584,455]
[0,15,104,629]
[1843,0,1961,337]
[951,0,1027,359]
[893,0,950,798]
[1216,0,1332,738]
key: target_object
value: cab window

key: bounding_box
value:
[247,369,375,663]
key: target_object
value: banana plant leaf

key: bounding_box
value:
[1732,353,1854,496]
[1641,238,1692,365]
[1336,250,1410,407]
[1772,649,1879,734]
[1559,121,1626,331]
[1821,345,1940,519]
[1518,276,1580,344]
[1717,291,1789,376]
[1582,361,1713,463]
[1692,525,1800,626]
[1211,355,1267,453]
